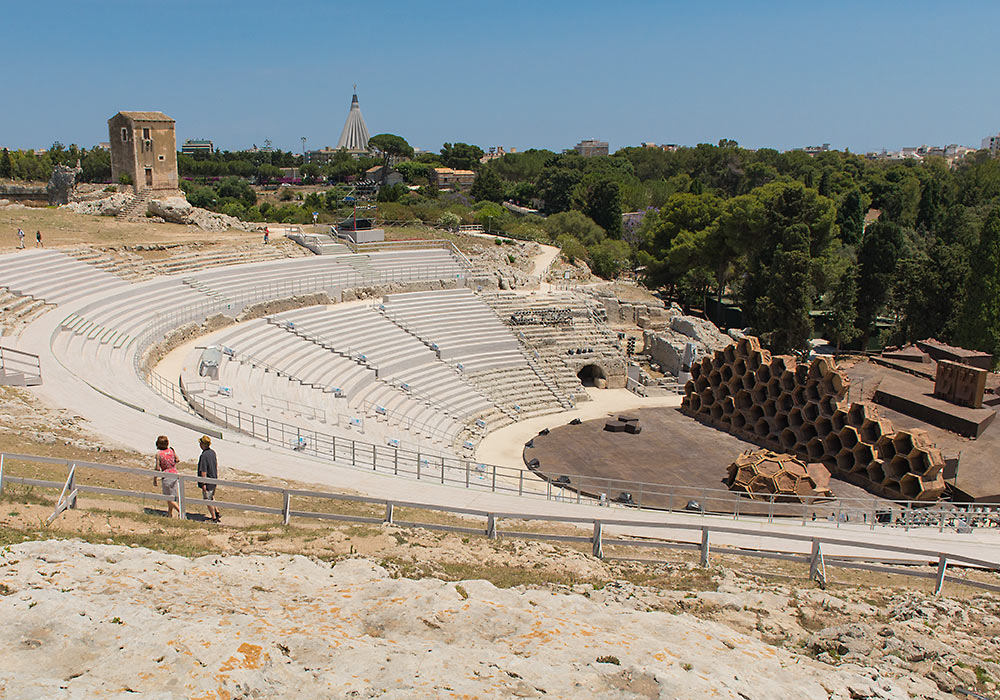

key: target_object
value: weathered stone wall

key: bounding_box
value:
[644,315,732,376]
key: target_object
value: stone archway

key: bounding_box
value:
[577,363,608,388]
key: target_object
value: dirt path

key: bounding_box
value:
[475,388,682,467]
[529,242,560,277]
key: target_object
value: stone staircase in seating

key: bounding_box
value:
[116,189,155,222]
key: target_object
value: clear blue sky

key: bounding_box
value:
[3,1,999,155]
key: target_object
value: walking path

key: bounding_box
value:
[6,251,999,564]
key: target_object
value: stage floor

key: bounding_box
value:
[527,406,885,516]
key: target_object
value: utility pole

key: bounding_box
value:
[301,137,306,158]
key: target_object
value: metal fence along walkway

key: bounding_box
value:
[1,452,997,596]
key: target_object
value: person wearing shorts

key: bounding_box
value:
[197,435,220,522]
[153,435,181,518]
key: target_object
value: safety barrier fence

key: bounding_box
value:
[2,452,997,596]
[0,345,41,382]
[138,370,1000,534]
[52,252,997,535]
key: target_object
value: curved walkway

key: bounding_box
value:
[7,251,1000,563]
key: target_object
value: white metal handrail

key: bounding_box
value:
[2,451,997,596]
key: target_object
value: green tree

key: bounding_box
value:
[80,149,111,183]
[473,202,506,231]
[537,167,581,214]
[300,163,322,184]
[438,212,461,230]
[256,164,282,184]
[543,210,605,246]
[440,142,484,170]
[588,238,631,279]
[826,266,860,350]
[217,177,255,207]
[955,207,1000,364]
[733,181,838,345]
[368,134,414,184]
[376,182,407,202]
[856,219,904,340]
[582,178,623,237]
[754,225,814,353]
[0,148,11,179]
[470,166,504,202]
[836,188,866,247]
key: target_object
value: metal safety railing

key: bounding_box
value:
[2,452,998,596]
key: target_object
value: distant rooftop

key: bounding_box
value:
[115,111,174,122]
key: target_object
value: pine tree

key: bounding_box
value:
[470,166,504,203]
[0,148,11,179]
[827,266,860,350]
[956,207,1000,365]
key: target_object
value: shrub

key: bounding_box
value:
[438,212,461,230]
[596,655,620,665]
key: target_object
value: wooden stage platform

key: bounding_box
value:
[526,406,886,516]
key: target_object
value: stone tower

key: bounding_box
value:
[108,111,178,193]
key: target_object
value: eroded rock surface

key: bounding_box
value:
[0,540,954,699]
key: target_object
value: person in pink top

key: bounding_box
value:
[153,435,181,518]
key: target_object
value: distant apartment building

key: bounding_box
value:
[641,142,680,152]
[181,138,214,154]
[431,167,476,190]
[864,144,975,164]
[107,111,178,192]
[575,139,609,157]
[795,143,831,155]
[305,147,344,164]
[480,146,516,164]
[981,134,1000,155]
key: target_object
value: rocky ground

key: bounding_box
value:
[1,538,996,700]
[1,385,999,697]
[1,208,999,697]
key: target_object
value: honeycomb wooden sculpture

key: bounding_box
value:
[726,449,833,503]
[682,336,946,501]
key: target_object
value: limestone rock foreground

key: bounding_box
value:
[0,540,932,699]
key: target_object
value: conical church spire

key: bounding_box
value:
[337,85,370,154]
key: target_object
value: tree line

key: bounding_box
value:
[6,135,1000,362]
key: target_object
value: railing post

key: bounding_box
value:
[491,464,496,492]
[68,464,77,509]
[518,470,523,496]
[0,453,4,496]
[934,554,948,596]
[809,539,826,588]
[699,527,710,567]
[465,461,470,488]
[177,475,186,519]
[384,502,394,524]
[592,521,603,558]
[487,513,497,540]
[282,491,291,525]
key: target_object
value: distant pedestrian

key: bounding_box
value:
[16,228,24,248]
[35,230,42,247]
[263,227,269,245]
[197,435,220,522]
[153,435,181,518]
